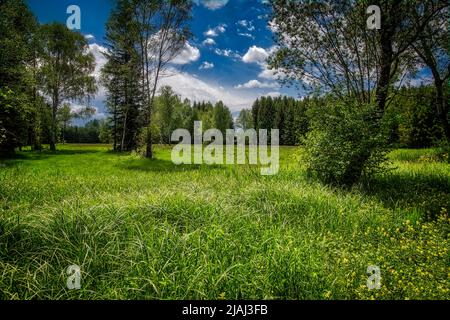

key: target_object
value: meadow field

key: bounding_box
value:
[0,144,449,300]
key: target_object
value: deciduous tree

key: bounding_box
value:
[39,23,97,151]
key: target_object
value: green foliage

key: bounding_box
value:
[62,120,102,144]
[153,86,185,144]
[0,0,37,87]
[98,120,113,144]
[267,0,448,186]
[236,109,253,130]
[250,96,309,145]
[0,88,30,155]
[213,101,234,135]
[150,87,234,145]
[386,86,446,148]
[38,23,97,151]
[304,101,390,186]
[101,0,143,152]
[38,23,97,102]
[0,0,38,154]
[119,0,193,158]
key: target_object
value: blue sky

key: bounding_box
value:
[27,0,298,116]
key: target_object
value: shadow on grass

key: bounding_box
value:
[361,171,450,219]
[118,157,225,173]
[2,148,101,161]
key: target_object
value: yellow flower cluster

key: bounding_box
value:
[354,213,449,299]
[324,211,449,300]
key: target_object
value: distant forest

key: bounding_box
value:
[61,84,445,149]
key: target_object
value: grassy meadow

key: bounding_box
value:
[0,144,449,300]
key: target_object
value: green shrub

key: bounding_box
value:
[303,101,390,186]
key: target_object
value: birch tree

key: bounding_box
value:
[133,0,192,158]
[39,23,97,151]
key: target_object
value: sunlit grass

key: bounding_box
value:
[0,144,448,299]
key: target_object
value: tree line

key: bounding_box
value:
[237,96,309,146]
[0,0,96,155]
[100,85,234,147]
[233,86,447,148]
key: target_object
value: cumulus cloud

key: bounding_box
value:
[87,40,283,118]
[195,0,229,10]
[204,24,227,37]
[159,70,250,111]
[202,38,216,46]
[204,29,217,37]
[158,68,275,112]
[242,46,269,64]
[241,45,286,82]
[237,20,249,28]
[234,79,279,89]
[172,42,200,65]
[259,67,284,80]
[199,61,215,70]
[88,43,107,80]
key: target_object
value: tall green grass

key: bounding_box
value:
[0,145,448,299]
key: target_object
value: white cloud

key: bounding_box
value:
[234,79,280,89]
[217,24,226,33]
[259,66,286,80]
[258,68,275,80]
[241,45,286,82]
[265,91,281,98]
[199,61,214,70]
[237,20,249,27]
[242,46,269,64]
[214,48,241,60]
[158,68,273,112]
[88,43,107,79]
[203,24,227,37]
[88,39,285,118]
[238,33,255,39]
[202,38,216,46]
[172,42,200,65]
[204,29,218,37]
[84,34,95,41]
[195,0,229,10]
[236,20,255,32]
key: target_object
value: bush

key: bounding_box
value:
[303,101,390,186]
